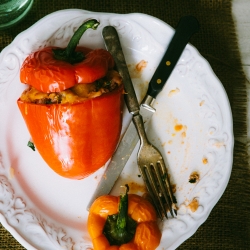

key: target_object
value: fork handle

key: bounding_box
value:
[132,114,149,145]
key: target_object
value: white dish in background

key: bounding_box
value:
[0,9,233,250]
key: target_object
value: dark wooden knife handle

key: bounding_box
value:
[147,15,199,98]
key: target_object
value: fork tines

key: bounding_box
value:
[140,156,177,220]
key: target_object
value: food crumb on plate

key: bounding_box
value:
[172,184,176,193]
[127,181,147,194]
[168,87,180,97]
[189,171,200,183]
[128,60,148,78]
[175,124,183,131]
[135,60,148,72]
[199,100,205,106]
[188,198,199,212]
[202,157,208,164]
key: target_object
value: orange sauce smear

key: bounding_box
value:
[188,199,199,212]
[174,124,183,131]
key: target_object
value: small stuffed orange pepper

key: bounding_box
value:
[87,185,162,250]
[17,19,124,179]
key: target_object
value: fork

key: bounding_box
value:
[132,112,177,218]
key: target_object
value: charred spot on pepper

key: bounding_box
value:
[189,171,200,183]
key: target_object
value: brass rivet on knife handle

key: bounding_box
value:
[157,79,162,84]
[102,26,140,115]
[147,15,199,98]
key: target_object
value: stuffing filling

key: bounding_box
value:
[20,70,122,104]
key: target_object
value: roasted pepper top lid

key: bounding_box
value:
[20,19,115,93]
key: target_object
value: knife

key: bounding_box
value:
[87,16,199,210]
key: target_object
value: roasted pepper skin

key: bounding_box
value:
[17,84,123,179]
[20,46,115,93]
[87,193,162,250]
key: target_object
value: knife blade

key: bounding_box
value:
[87,16,199,210]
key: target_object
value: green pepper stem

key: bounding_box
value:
[53,19,100,64]
[65,19,99,57]
[116,184,129,230]
[102,184,137,246]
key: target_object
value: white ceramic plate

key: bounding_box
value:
[0,9,233,250]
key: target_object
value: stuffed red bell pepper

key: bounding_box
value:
[17,19,124,179]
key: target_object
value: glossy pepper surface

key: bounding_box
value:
[87,186,162,250]
[17,85,123,179]
[17,19,124,179]
[20,19,114,93]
